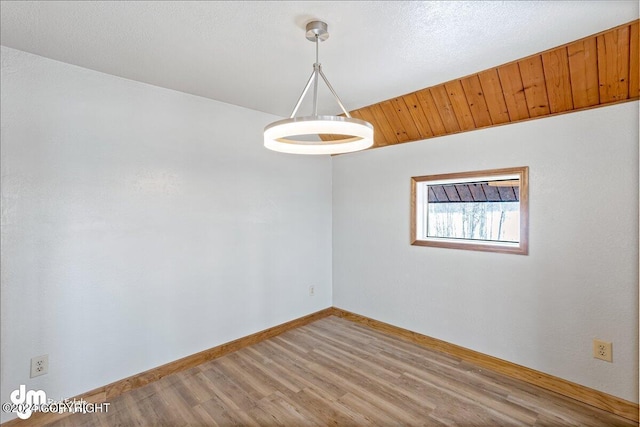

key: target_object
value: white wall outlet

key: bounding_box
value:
[30,354,49,378]
[593,339,612,362]
[309,285,315,296]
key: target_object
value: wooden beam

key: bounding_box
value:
[461,74,493,127]
[542,47,574,113]
[345,20,638,151]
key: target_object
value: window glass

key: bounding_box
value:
[411,167,528,254]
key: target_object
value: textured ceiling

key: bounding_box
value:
[1,1,638,118]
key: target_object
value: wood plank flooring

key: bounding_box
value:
[45,317,636,426]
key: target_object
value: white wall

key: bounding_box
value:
[0,47,332,422]
[333,101,639,402]
[2,44,638,423]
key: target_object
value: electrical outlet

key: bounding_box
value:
[30,354,49,378]
[309,285,315,296]
[593,339,612,362]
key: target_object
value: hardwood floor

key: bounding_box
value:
[46,316,636,426]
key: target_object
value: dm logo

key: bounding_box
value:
[10,384,46,419]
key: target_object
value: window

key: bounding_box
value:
[411,166,528,255]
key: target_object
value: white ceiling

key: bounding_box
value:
[1,1,637,118]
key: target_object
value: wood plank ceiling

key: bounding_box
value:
[327,20,639,150]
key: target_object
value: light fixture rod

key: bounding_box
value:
[312,67,319,116]
[319,68,351,118]
[313,36,319,116]
[289,69,317,118]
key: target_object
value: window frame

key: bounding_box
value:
[410,166,529,255]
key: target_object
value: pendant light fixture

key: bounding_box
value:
[264,21,374,155]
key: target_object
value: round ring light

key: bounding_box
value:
[264,116,373,155]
